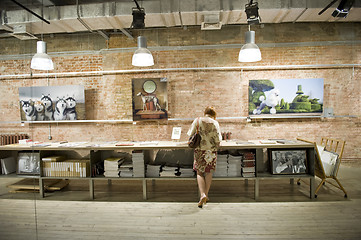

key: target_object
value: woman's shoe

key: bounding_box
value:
[198,196,207,208]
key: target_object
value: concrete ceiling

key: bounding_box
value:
[1,0,361,40]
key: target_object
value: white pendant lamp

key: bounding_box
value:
[238,30,262,63]
[132,36,154,67]
[31,41,54,70]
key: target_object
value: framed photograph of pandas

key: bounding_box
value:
[248,78,324,117]
[18,85,85,121]
[132,78,168,121]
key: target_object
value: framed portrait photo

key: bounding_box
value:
[270,149,307,175]
[17,152,40,175]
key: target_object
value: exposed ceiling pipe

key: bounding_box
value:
[10,0,50,24]
[97,30,109,40]
[75,0,111,41]
[1,10,13,32]
[133,0,142,11]
[178,0,185,29]
[119,28,134,39]
[293,8,308,23]
[76,0,93,32]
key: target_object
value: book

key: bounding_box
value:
[242,167,255,173]
[42,156,65,162]
[260,140,277,144]
[242,160,255,167]
[242,172,255,178]
[116,143,134,146]
[243,152,255,160]
[236,141,255,145]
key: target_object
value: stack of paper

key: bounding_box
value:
[118,162,133,178]
[227,155,242,177]
[146,165,161,177]
[214,154,228,177]
[320,149,339,176]
[132,152,145,177]
[103,157,124,178]
[160,166,177,177]
[1,157,16,175]
[178,167,195,178]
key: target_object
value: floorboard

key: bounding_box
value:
[0,165,361,240]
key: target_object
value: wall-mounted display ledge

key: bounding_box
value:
[1,64,360,80]
[0,114,357,125]
[249,114,358,120]
[27,119,133,124]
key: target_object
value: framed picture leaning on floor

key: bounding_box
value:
[270,149,307,174]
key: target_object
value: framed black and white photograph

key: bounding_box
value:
[271,149,307,174]
[17,152,40,175]
[19,85,85,121]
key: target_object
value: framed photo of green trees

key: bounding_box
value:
[249,78,323,116]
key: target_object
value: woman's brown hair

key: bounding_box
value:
[204,106,217,119]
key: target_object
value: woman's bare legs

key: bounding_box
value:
[197,171,214,207]
[197,171,207,198]
[204,172,213,199]
[196,171,207,207]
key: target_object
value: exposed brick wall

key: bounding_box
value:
[0,23,360,164]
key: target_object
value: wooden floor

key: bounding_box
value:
[1,165,361,240]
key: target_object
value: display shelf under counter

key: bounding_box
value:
[0,139,315,201]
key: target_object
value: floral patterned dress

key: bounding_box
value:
[187,116,222,173]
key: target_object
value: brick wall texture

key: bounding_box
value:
[0,23,360,164]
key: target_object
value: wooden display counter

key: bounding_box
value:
[0,139,315,201]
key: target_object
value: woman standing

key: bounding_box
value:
[187,106,222,208]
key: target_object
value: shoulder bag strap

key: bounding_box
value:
[196,117,200,133]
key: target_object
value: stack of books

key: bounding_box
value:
[178,167,195,177]
[241,152,256,177]
[42,155,64,177]
[214,154,228,177]
[42,156,90,178]
[146,164,161,177]
[118,161,133,177]
[160,166,178,177]
[103,157,125,177]
[132,152,145,177]
[227,155,242,177]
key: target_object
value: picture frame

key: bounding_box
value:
[270,149,307,174]
[132,78,168,121]
[19,85,85,121]
[249,78,324,117]
[17,152,40,175]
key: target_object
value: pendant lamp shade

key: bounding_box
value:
[238,31,262,62]
[132,36,154,67]
[31,41,54,70]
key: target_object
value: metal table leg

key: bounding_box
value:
[310,177,315,199]
[143,179,147,200]
[255,178,259,201]
[89,179,94,200]
[39,178,44,198]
